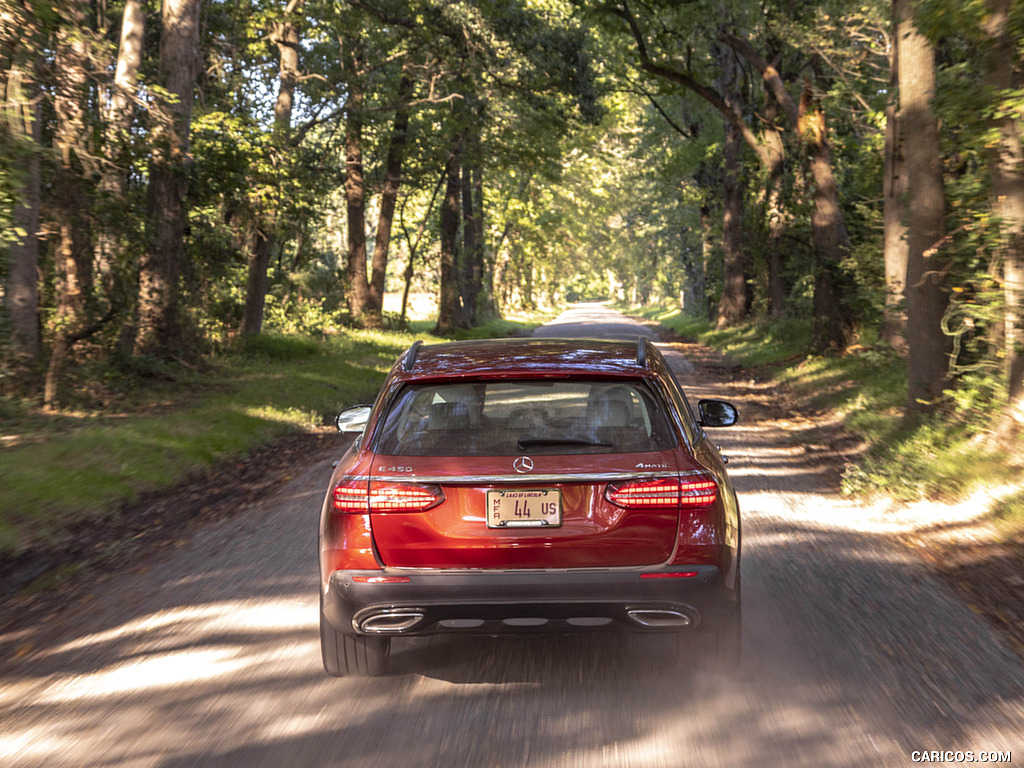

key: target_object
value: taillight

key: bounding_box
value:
[369,481,444,511]
[332,479,368,512]
[332,479,444,513]
[605,475,716,508]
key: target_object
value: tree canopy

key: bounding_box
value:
[1,0,1023,429]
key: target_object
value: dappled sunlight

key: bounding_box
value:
[50,597,313,658]
[240,403,321,427]
[0,593,331,767]
[35,647,249,703]
[3,305,1024,767]
[0,596,315,706]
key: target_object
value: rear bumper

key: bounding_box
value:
[322,565,737,637]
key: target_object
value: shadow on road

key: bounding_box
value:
[3,305,1024,767]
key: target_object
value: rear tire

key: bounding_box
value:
[678,571,741,672]
[320,600,391,677]
[678,604,741,671]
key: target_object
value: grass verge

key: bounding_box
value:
[0,315,548,559]
[635,303,1024,543]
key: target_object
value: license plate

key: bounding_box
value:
[486,489,562,528]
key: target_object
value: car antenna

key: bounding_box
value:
[403,340,423,371]
[636,337,648,368]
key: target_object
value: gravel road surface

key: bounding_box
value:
[2,303,1022,767]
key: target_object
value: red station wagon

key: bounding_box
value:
[318,337,741,676]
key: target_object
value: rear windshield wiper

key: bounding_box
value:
[516,437,612,449]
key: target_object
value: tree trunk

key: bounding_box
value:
[272,1,301,133]
[52,0,94,311]
[240,225,273,337]
[491,172,531,315]
[800,80,853,353]
[7,65,41,360]
[762,87,787,318]
[103,0,145,358]
[240,0,301,336]
[882,6,909,354]
[98,0,144,281]
[695,202,713,320]
[472,161,494,319]
[459,125,485,326]
[46,0,96,409]
[717,117,746,327]
[435,140,463,335]
[136,0,201,358]
[982,0,1024,428]
[896,0,951,413]
[366,68,415,327]
[720,31,853,346]
[715,44,746,328]
[342,40,371,324]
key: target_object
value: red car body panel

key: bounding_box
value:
[367,451,689,569]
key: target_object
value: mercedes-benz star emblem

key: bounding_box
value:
[513,456,534,474]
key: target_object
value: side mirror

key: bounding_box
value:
[335,405,372,433]
[698,399,738,427]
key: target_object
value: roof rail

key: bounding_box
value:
[403,340,423,371]
[636,337,648,368]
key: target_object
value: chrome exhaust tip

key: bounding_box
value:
[626,609,692,628]
[356,610,425,634]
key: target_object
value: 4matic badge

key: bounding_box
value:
[636,462,669,469]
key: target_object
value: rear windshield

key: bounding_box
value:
[373,379,677,456]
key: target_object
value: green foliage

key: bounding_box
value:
[0,305,550,556]
[4,0,1024,552]
[445,310,555,339]
[992,488,1024,545]
[0,329,416,557]
[262,295,347,337]
[639,305,1018,507]
[696,317,813,368]
[842,419,1018,502]
[237,334,323,360]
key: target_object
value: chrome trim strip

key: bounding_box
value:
[369,469,706,484]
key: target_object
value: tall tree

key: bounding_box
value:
[136,0,202,357]
[604,1,862,347]
[435,134,463,334]
[980,0,1024,428]
[5,60,42,361]
[896,0,951,413]
[240,0,304,337]
[457,99,487,326]
[341,33,373,325]
[461,120,488,323]
[761,84,787,318]
[798,79,853,352]
[718,31,853,350]
[45,0,98,408]
[98,0,144,281]
[101,0,145,357]
[366,67,415,326]
[715,42,747,327]
[882,7,909,353]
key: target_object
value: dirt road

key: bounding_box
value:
[2,304,1022,767]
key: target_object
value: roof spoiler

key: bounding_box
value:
[402,340,423,371]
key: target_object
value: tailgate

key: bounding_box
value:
[369,454,683,569]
